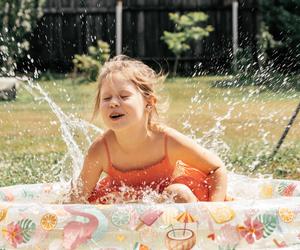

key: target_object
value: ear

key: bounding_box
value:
[147,96,157,106]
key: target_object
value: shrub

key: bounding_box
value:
[0,0,45,76]
[260,0,300,72]
[72,40,110,82]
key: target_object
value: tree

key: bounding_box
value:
[161,12,214,76]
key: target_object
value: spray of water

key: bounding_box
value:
[180,67,299,175]
[18,76,103,184]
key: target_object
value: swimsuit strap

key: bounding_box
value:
[103,138,112,166]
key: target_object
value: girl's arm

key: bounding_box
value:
[68,138,105,203]
[205,164,227,201]
[166,128,227,201]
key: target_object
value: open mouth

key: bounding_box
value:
[109,113,125,120]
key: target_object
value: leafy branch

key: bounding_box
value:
[161,12,214,75]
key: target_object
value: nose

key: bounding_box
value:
[109,97,120,108]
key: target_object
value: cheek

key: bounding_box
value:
[100,100,109,108]
[129,99,146,116]
[99,103,108,115]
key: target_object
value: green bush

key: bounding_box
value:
[215,29,298,91]
[221,1,299,89]
[260,0,300,71]
[72,40,110,82]
[0,0,45,75]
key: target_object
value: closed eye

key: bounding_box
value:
[103,97,111,101]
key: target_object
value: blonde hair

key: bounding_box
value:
[93,55,167,131]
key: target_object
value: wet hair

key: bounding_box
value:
[93,55,167,130]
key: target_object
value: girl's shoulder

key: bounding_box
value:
[90,131,108,149]
[164,127,221,172]
[86,130,112,170]
[164,126,196,147]
[163,126,201,166]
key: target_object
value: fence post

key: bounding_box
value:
[137,0,145,57]
[116,0,123,55]
[232,0,239,72]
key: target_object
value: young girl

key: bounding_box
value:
[70,55,227,204]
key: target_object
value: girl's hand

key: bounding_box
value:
[165,183,198,203]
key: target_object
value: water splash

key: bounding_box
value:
[19,76,103,183]
[180,72,299,174]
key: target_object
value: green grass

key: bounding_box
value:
[0,75,299,187]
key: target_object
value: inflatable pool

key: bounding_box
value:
[0,173,300,250]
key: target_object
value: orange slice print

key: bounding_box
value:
[0,207,8,222]
[278,207,294,223]
[40,213,58,231]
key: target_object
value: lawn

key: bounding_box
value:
[0,76,299,186]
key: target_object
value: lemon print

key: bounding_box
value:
[208,206,235,224]
[278,207,294,223]
[260,184,273,199]
[95,204,113,210]
[116,234,125,242]
[40,213,58,231]
[0,207,8,222]
[111,209,130,227]
[161,207,178,226]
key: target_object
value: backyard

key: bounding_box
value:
[0,75,299,187]
[1,1,300,249]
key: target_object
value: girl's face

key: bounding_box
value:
[99,72,148,131]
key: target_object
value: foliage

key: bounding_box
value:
[0,0,45,76]
[17,219,36,243]
[72,40,110,82]
[235,47,255,76]
[260,0,300,72]
[161,12,213,75]
[231,23,281,78]
[257,23,282,69]
[226,0,299,88]
[220,26,297,91]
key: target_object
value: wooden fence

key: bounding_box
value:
[29,0,259,74]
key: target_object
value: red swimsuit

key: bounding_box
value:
[88,133,209,204]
